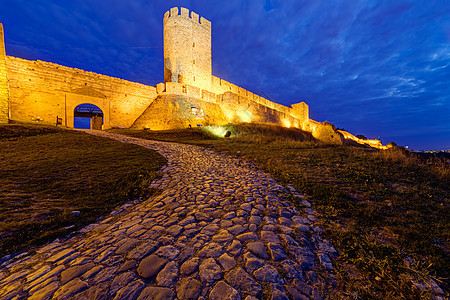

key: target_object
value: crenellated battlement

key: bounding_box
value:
[163,7,211,29]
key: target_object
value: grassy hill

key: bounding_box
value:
[0,123,166,258]
[113,124,449,299]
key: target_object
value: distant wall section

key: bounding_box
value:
[0,23,9,123]
[210,75,309,129]
[5,57,157,128]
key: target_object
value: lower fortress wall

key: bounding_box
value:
[4,56,310,132]
[5,56,158,129]
[2,55,384,149]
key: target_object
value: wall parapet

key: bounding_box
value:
[6,56,156,95]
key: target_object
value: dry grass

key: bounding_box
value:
[0,123,166,258]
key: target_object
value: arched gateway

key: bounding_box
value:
[74,103,104,130]
[65,89,110,130]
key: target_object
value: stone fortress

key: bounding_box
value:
[0,7,384,148]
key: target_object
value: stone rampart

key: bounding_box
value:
[339,130,386,149]
[5,56,157,128]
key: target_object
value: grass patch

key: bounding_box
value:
[113,124,449,298]
[0,123,166,258]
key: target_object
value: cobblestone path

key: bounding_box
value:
[0,131,337,299]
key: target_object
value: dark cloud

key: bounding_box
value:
[0,0,449,149]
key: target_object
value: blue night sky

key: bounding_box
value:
[1,0,449,150]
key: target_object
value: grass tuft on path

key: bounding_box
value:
[113,124,449,299]
[0,124,166,258]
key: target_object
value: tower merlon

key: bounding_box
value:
[200,17,211,28]
[163,7,211,28]
[170,7,179,17]
[191,11,199,23]
[180,7,189,18]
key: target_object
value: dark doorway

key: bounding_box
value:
[74,103,104,129]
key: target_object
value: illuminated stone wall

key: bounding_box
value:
[216,89,309,130]
[309,120,344,145]
[5,56,157,128]
[143,82,309,130]
[164,7,212,91]
[339,130,386,149]
[0,24,9,123]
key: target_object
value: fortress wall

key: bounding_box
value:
[210,74,307,124]
[290,102,309,127]
[185,84,201,99]
[338,130,386,149]
[218,91,300,125]
[5,56,157,128]
[218,78,232,92]
[165,82,183,94]
[0,24,8,123]
[201,90,216,103]
[211,76,240,95]
[211,73,310,127]
[211,76,221,92]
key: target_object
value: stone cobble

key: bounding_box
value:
[0,131,338,299]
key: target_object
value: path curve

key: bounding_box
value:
[0,131,337,299]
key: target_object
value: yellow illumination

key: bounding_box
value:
[338,130,387,150]
[236,109,252,122]
[203,125,229,138]
[222,108,235,121]
[281,119,291,128]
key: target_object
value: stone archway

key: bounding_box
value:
[74,103,104,130]
[66,92,110,129]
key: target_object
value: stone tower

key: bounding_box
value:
[0,23,9,123]
[163,7,212,90]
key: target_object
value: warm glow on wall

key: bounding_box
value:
[236,109,252,123]
[281,118,291,128]
[203,125,229,138]
[222,108,235,121]
[338,130,387,150]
